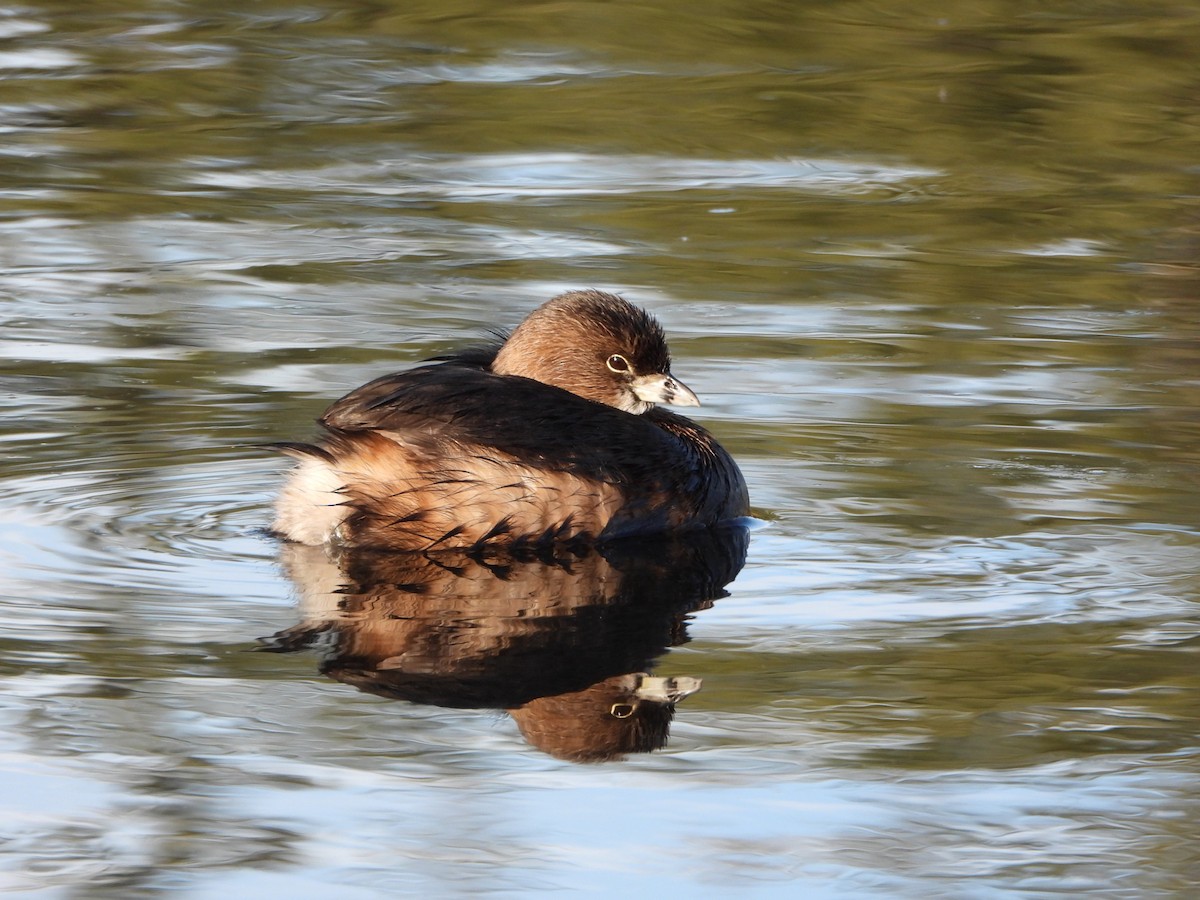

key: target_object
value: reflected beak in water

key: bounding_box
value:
[631,372,701,407]
[634,674,703,703]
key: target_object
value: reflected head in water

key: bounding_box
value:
[509,673,702,762]
[260,527,749,761]
[267,289,749,552]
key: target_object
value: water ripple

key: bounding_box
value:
[192,154,939,199]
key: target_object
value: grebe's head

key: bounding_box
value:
[492,290,700,414]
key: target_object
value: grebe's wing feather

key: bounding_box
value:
[320,360,675,475]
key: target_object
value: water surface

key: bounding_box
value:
[2,1,1199,896]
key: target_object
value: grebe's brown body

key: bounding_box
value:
[271,290,748,552]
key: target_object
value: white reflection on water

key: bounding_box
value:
[0,216,628,273]
[192,154,939,198]
[0,48,81,69]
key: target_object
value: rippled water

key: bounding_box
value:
[3,1,1199,896]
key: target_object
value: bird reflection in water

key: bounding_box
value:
[261,527,748,761]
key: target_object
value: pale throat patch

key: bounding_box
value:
[616,395,654,415]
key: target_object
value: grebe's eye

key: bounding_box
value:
[606,354,631,373]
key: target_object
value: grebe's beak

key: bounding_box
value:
[631,372,701,408]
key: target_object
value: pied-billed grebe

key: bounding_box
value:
[270,289,748,551]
